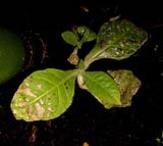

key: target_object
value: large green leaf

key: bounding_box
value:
[11,68,77,121]
[84,19,148,67]
[0,27,25,85]
[97,19,148,59]
[81,71,121,109]
[108,70,141,107]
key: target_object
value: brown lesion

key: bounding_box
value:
[108,69,141,107]
[25,103,45,121]
[34,103,45,119]
[67,48,79,65]
[17,83,37,98]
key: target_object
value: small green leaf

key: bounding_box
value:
[81,71,121,109]
[61,31,79,46]
[108,70,141,107]
[11,68,77,121]
[77,26,96,43]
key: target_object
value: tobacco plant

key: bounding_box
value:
[10,18,148,121]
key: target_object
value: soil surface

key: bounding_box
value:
[0,1,163,146]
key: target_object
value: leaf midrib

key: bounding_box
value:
[29,70,78,104]
[85,73,120,104]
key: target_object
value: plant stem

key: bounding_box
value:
[83,44,108,70]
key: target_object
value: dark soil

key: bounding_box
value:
[0,1,163,146]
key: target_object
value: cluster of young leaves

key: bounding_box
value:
[11,19,148,121]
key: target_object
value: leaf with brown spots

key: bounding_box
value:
[108,69,141,107]
[10,68,77,121]
[84,19,148,68]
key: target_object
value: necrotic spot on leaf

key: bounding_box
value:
[11,68,77,121]
[35,103,45,118]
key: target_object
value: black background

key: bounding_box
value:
[0,0,163,146]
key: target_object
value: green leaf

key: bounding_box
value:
[61,31,79,46]
[97,19,148,60]
[0,27,25,85]
[84,19,148,67]
[80,71,121,109]
[108,70,141,107]
[11,68,77,121]
[77,26,96,43]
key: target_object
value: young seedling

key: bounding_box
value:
[10,18,148,121]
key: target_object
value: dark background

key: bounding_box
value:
[0,0,163,146]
